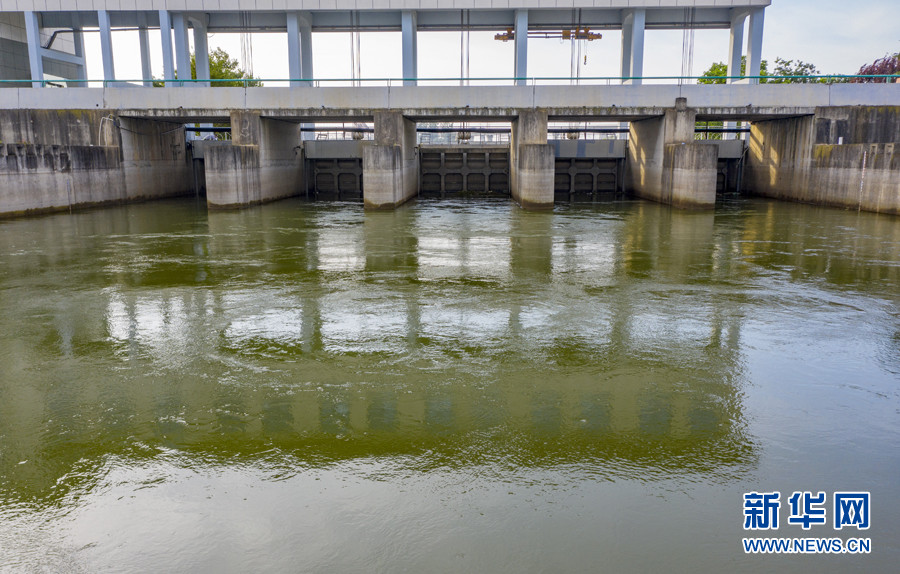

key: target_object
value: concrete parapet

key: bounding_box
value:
[205,111,303,209]
[363,111,417,209]
[511,109,554,209]
[627,99,718,209]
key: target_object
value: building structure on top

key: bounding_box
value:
[0,1,770,87]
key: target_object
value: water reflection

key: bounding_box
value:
[1,196,898,522]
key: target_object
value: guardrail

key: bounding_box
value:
[1,74,898,88]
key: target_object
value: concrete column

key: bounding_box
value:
[138,25,153,86]
[510,109,554,209]
[725,10,747,137]
[514,10,528,86]
[746,7,765,84]
[192,20,210,87]
[287,11,314,85]
[24,12,43,88]
[159,10,176,83]
[727,10,746,82]
[205,112,304,208]
[621,9,645,84]
[401,11,418,86]
[300,15,313,80]
[620,13,632,83]
[72,13,87,85]
[363,111,418,209]
[98,10,116,84]
[626,98,718,209]
[172,13,191,86]
[287,12,302,83]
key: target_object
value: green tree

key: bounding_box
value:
[154,48,261,86]
[191,48,262,87]
[698,56,768,84]
[698,56,835,84]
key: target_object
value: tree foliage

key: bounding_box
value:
[698,56,768,84]
[191,48,262,87]
[154,48,261,86]
[852,53,900,83]
[698,56,832,84]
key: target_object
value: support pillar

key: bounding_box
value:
[746,7,765,84]
[363,111,418,209]
[727,10,746,82]
[24,12,43,88]
[138,21,153,87]
[401,11,417,86]
[510,109,554,209]
[205,112,304,208]
[725,10,747,137]
[72,13,87,86]
[98,10,116,84]
[626,98,718,209]
[288,11,314,85]
[620,9,645,84]
[159,10,176,84]
[514,10,528,86]
[192,18,210,87]
[172,13,191,86]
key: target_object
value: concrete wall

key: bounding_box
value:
[205,111,303,209]
[304,140,368,159]
[0,110,191,217]
[745,107,900,215]
[510,109,554,209]
[550,139,626,159]
[627,99,719,209]
[363,111,417,209]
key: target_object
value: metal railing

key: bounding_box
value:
[1,74,898,88]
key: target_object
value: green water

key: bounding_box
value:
[0,196,898,572]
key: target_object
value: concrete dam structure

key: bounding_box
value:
[0,0,898,216]
[2,84,899,217]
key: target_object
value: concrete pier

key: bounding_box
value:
[510,109,554,209]
[363,111,418,210]
[745,106,900,215]
[205,111,303,209]
[627,98,718,209]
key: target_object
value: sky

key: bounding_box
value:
[82,0,899,84]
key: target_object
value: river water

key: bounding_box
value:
[0,196,898,572]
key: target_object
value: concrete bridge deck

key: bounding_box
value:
[2,83,897,122]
